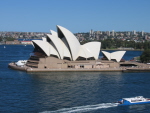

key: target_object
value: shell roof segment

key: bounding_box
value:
[102,51,126,62]
[47,34,71,60]
[32,25,101,61]
[32,40,60,58]
[57,25,81,61]
[82,42,101,60]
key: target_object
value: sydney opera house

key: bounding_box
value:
[26,25,102,69]
[9,25,132,72]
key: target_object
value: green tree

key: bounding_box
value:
[5,37,15,41]
[0,37,2,41]
[140,49,150,63]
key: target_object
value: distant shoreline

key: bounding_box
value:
[101,49,144,51]
[0,44,144,51]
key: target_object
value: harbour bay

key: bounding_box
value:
[0,45,150,113]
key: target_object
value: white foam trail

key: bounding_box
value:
[40,103,119,113]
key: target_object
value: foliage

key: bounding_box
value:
[80,38,150,50]
[99,39,150,49]
[4,37,15,41]
[0,37,2,41]
[140,49,150,63]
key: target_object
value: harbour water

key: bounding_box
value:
[0,45,150,113]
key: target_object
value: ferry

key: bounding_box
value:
[116,96,150,106]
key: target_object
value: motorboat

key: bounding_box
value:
[116,96,150,106]
[15,60,27,67]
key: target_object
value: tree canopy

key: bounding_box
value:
[140,49,150,63]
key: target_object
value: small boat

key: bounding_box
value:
[15,60,27,67]
[116,96,150,106]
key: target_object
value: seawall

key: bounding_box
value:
[8,62,150,73]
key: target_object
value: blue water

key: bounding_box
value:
[0,45,150,113]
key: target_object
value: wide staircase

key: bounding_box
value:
[26,56,40,68]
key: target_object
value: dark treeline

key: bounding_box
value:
[101,39,150,50]
[81,38,150,63]
[0,37,15,41]
[81,38,150,50]
[140,49,150,63]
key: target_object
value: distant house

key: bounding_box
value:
[5,40,21,44]
[21,41,32,45]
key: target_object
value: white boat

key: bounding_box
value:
[15,60,27,67]
[116,96,150,106]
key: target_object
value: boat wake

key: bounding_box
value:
[40,103,119,113]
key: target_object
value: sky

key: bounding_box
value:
[0,0,150,33]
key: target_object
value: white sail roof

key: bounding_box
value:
[47,34,71,60]
[102,51,111,61]
[50,30,58,36]
[32,40,60,58]
[82,42,101,60]
[111,51,126,62]
[102,51,126,62]
[42,37,47,42]
[32,40,50,56]
[32,25,101,61]
[78,46,93,59]
[57,25,81,61]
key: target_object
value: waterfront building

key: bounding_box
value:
[26,25,102,69]
[21,41,32,45]
[5,40,21,44]
[9,25,133,72]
